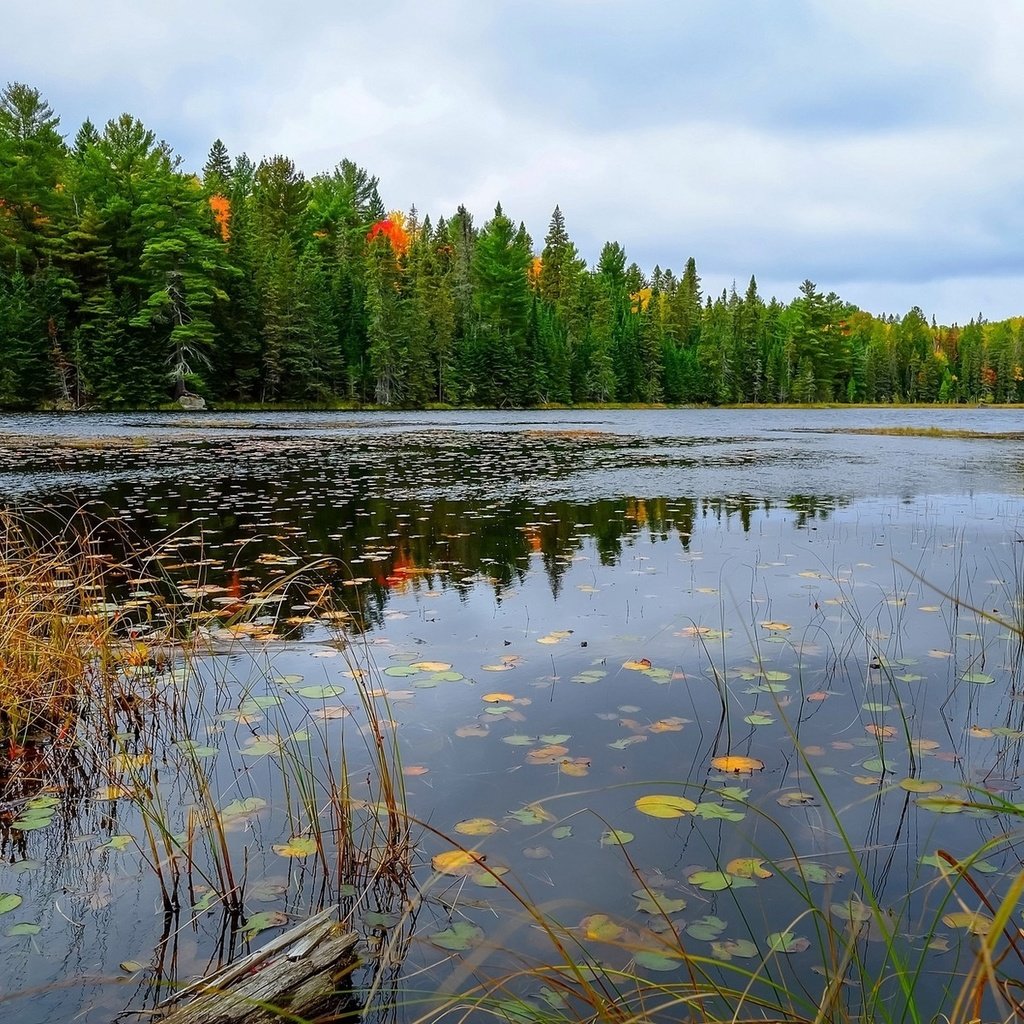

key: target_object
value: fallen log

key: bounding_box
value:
[156,907,360,1024]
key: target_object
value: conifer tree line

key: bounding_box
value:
[1,83,1021,410]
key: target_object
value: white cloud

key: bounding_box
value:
[7,0,1024,322]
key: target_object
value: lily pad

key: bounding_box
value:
[432,850,485,875]
[688,871,733,892]
[243,910,289,938]
[0,894,23,915]
[711,755,764,774]
[777,791,817,807]
[429,921,484,950]
[634,949,683,971]
[686,915,727,941]
[634,794,697,818]
[600,829,635,846]
[962,672,995,685]
[272,836,318,858]
[454,818,499,836]
[693,802,745,822]
[768,930,810,953]
[296,684,346,699]
[5,922,41,936]
[581,913,625,941]
[711,938,759,960]
[634,890,688,915]
[942,911,991,936]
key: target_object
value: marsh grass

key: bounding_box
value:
[0,508,126,744]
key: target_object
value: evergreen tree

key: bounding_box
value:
[203,139,232,190]
[472,205,532,405]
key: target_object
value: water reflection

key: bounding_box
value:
[2,413,1024,1023]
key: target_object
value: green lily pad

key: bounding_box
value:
[600,829,634,846]
[693,803,745,822]
[429,921,484,951]
[608,736,647,750]
[917,797,967,814]
[384,665,420,677]
[831,899,872,923]
[716,786,750,801]
[782,860,844,884]
[272,836,318,857]
[688,871,733,892]
[24,796,60,810]
[0,894,23,915]
[242,911,288,938]
[686,915,727,941]
[962,672,995,685]
[363,910,402,928]
[777,791,817,807]
[643,668,673,683]
[219,797,267,819]
[11,812,53,832]
[507,806,551,826]
[98,835,134,852]
[942,911,991,936]
[175,740,217,757]
[744,713,775,726]
[634,949,682,971]
[767,930,810,953]
[5,922,41,936]
[240,695,283,710]
[551,826,573,840]
[241,739,282,756]
[296,684,346,699]
[634,890,688,915]
[711,938,759,960]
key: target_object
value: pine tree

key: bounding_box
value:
[472,205,532,405]
[203,139,232,191]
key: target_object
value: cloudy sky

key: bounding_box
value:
[8,0,1024,322]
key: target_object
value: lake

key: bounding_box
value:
[1,407,1023,1023]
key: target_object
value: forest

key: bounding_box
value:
[0,82,1021,411]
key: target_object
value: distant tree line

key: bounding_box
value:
[0,83,1021,410]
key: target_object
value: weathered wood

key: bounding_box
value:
[156,909,359,1024]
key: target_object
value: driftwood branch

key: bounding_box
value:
[150,907,359,1024]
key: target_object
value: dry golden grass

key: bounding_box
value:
[0,511,123,740]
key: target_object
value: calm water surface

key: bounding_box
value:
[1,408,1023,1022]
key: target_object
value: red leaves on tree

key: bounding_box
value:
[366,214,410,255]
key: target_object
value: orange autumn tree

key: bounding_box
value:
[528,255,543,287]
[208,193,231,241]
[366,210,410,256]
